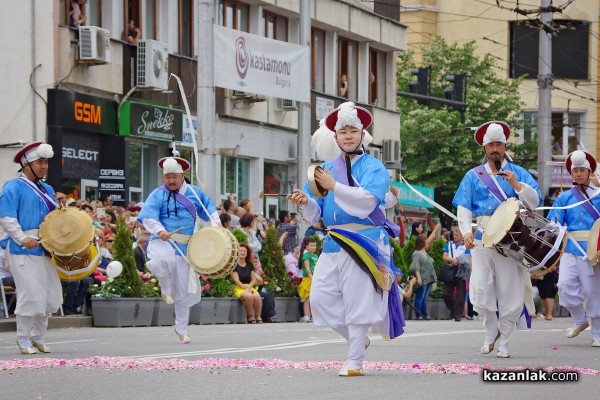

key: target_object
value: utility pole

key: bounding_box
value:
[537,0,553,199]
[297,0,311,236]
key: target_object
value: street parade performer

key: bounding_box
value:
[288,102,404,377]
[138,156,220,343]
[453,121,542,358]
[0,142,62,354]
[547,150,600,347]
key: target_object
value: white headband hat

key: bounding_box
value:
[311,117,374,162]
[21,143,54,164]
[334,102,363,131]
[569,150,591,171]
[162,157,184,174]
[482,123,508,145]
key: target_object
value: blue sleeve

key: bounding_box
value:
[138,189,163,222]
[452,171,474,210]
[191,186,217,221]
[358,157,390,204]
[443,242,450,254]
[547,192,567,225]
[0,180,19,219]
[515,166,543,206]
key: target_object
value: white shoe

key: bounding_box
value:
[496,350,510,358]
[299,316,310,323]
[175,329,191,344]
[592,338,600,347]
[567,322,589,338]
[338,366,364,377]
[480,332,501,354]
[17,339,38,355]
[161,294,174,305]
[31,338,51,353]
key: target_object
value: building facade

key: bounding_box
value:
[0,0,406,220]
[401,0,599,196]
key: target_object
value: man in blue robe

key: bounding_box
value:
[0,142,62,354]
[138,157,220,343]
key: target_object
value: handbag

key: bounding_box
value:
[438,243,457,283]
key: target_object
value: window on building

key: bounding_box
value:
[179,149,197,186]
[509,20,589,80]
[312,29,325,92]
[179,0,194,56]
[125,0,142,41]
[128,142,159,201]
[222,1,249,32]
[338,37,358,99]
[263,11,288,41]
[144,0,157,40]
[221,157,249,201]
[263,162,288,220]
[520,111,583,157]
[65,0,101,28]
[369,49,387,106]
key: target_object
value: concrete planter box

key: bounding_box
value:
[91,298,154,327]
[151,299,175,326]
[274,297,300,322]
[228,298,247,324]
[190,298,231,324]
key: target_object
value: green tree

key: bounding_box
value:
[260,227,297,297]
[110,217,143,297]
[397,36,526,224]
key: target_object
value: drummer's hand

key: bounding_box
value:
[500,170,521,189]
[315,167,336,191]
[389,185,399,198]
[288,189,308,206]
[21,237,39,249]
[464,232,475,249]
[158,230,170,241]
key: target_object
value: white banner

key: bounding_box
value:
[214,25,310,102]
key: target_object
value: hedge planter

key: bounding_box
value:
[274,297,300,322]
[151,299,175,326]
[92,298,155,327]
[190,298,231,324]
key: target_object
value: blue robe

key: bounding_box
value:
[0,178,56,256]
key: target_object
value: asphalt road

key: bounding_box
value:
[0,317,598,399]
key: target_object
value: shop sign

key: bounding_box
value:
[47,89,117,135]
[120,101,182,142]
[392,182,435,209]
[61,131,100,180]
[98,136,127,205]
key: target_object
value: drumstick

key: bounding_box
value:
[168,227,185,235]
[258,190,290,199]
[478,171,506,176]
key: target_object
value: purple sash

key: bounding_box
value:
[160,185,197,219]
[331,156,400,237]
[18,177,57,212]
[570,186,600,220]
[474,165,507,203]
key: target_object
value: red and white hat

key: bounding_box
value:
[325,101,373,132]
[13,141,54,164]
[474,121,510,146]
[158,157,190,174]
[566,150,597,174]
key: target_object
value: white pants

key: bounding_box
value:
[147,240,201,334]
[470,246,524,352]
[6,250,62,339]
[557,253,600,338]
[311,251,387,368]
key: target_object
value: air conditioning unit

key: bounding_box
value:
[367,147,381,160]
[232,90,251,100]
[78,26,111,64]
[276,98,297,111]
[137,40,169,90]
[382,139,400,163]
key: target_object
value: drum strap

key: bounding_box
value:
[473,165,508,203]
[18,177,57,212]
[160,185,196,220]
[570,187,600,220]
[170,233,191,244]
[331,156,400,238]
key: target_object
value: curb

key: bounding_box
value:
[0,316,93,333]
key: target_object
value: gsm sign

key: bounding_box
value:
[74,101,101,125]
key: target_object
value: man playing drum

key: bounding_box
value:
[138,157,220,343]
[288,102,404,377]
[453,121,542,358]
[547,150,600,347]
[0,142,63,354]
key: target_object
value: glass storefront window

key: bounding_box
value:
[128,141,158,201]
[263,162,288,219]
[221,156,249,200]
